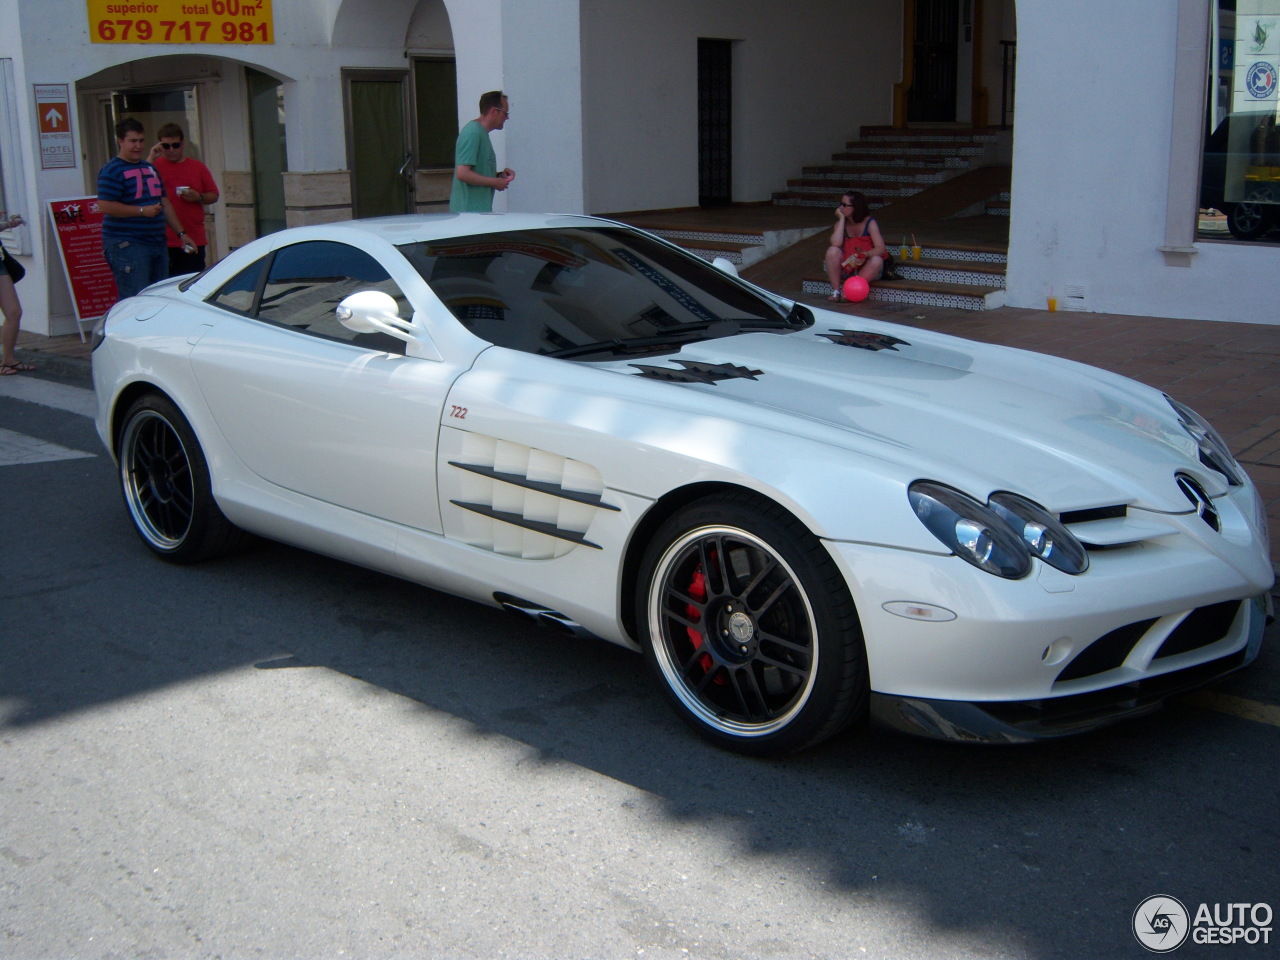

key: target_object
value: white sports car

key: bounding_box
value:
[91,214,1274,755]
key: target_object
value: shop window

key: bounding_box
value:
[1199,2,1280,243]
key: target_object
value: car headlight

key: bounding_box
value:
[90,315,107,352]
[908,481,1032,579]
[988,491,1089,574]
[1166,395,1246,486]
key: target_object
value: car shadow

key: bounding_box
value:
[4,476,1277,959]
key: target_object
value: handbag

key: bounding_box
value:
[881,249,900,281]
[1,245,23,284]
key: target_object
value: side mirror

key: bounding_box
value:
[711,256,739,277]
[336,290,415,344]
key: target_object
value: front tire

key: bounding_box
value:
[636,492,868,755]
[1225,199,1274,240]
[117,394,245,563]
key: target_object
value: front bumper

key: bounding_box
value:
[869,593,1269,743]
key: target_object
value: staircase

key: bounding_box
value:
[772,126,1002,211]
[781,127,1013,310]
[616,127,1013,311]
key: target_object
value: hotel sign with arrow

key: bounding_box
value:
[35,84,76,170]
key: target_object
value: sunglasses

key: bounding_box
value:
[160,142,183,150]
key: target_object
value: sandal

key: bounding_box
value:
[0,361,35,375]
[826,290,847,302]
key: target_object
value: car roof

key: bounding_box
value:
[310,212,618,246]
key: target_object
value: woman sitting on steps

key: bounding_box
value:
[824,190,886,301]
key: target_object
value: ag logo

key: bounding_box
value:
[1245,61,1276,99]
[1134,895,1190,953]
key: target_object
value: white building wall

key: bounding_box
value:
[501,0,584,214]
[1008,0,1277,325]
[580,0,901,214]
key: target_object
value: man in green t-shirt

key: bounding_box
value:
[449,90,516,212]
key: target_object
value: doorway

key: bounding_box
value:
[909,0,960,122]
[698,38,732,207]
[345,71,413,218]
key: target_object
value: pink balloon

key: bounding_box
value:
[842,275,870,302]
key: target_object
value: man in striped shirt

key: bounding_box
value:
[96,117,195,302]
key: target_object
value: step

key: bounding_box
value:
[892,257,1006,289]
[783,180,927,198]
[772,192,891,210]
[985,192,1012,216]
[842,142,988,157]
[793,168,950,186]
[857,126,1001,143]
[646,229,765,267]
[675,238,760,266]
[643,225,767,247]
[801,275,1004,311]
[641,223,827,270]
[822,153,968,169]
[896,242,1008,266]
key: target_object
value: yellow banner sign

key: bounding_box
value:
[87,0,274,44]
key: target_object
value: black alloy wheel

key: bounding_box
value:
[637,492,868,755]
[118,394,244,563]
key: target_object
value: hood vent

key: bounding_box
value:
[631,360,763,384]
[819,329,911,352]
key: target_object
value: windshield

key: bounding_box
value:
[396,226,805,359]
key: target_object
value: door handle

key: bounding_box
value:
[398,153,415,183]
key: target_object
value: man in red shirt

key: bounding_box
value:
[147,123,220,276]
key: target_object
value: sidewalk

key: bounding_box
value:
[14,303,1280,565]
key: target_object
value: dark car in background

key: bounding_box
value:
[1201,110,1280,240]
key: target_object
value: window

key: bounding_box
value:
[396,227,798,359]
[209,241,413,354]
[0,59,26,253]
[1199,2,1280,243]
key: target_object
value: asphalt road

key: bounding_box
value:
[2,372,1277,960]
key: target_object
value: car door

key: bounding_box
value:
[189,238,468,534]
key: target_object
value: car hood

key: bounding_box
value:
[599,317,1214,514]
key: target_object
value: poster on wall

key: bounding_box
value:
[1233,4,1279,110]
[47,197,118,328]
[34,84,75,170]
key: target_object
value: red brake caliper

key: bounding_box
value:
[685,565,725,683]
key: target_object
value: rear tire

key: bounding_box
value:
[117,394,245,563]
[636,492,868,755]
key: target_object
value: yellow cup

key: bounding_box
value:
[911,245,922,260]
[1047,297,1058,312]
[899,245,909,260]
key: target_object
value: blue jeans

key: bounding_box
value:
[104,239,168,301]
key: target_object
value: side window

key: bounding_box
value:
[209,257,267,314]
[257,240,413,354]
